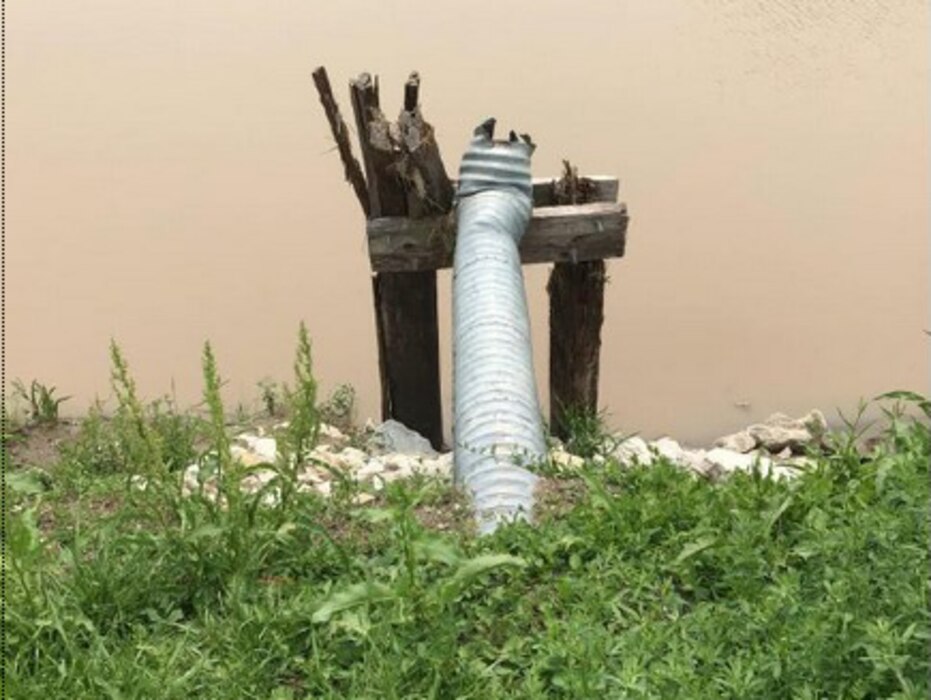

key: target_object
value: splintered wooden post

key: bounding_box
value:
[348,72,447,450]
[311,67,370,217]
[548,162,614,440]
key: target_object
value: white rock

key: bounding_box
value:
[649,438,709,473]
[319,423,349,447]
[182,464,202,495]
[314,481,333,497]
[801,409,828,437]
[308,445,341,469]
[704,447,774,476]
[419,452,453,478]
[745,410,827,454]
[236,435,278,463]
[651,437,687,463]
[550,448,585,470]
[130,475,148,491]
[259,491,280,507]
[352,493,376,505]
[296,467,324,484]
[231,444,270,467]
[337,447,370,472]
[679,449,711,474]
[770,465,802,481]
[773,456,817,477]
[356,458,386,480]
[382,453,420,477]
[713,431,758,454]
[748,424,812,454]
[240,468,278,494]
[369,419,438,457]
[612,436,653,466]
[202,483,223,504]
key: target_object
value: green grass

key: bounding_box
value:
[10,378,71,426]
[4,336,929,698]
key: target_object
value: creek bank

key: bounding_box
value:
[170,411,829,505]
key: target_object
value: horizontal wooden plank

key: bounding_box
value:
[531,175,618,206]
[367,201,628,273]
[449,176,618,207]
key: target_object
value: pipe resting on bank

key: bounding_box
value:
[453,118,547,535]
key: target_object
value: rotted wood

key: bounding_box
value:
[311,67,370,216]
[367,200,626,272]
[349,73,407,218]
[532,176,618,208]
[446,176,617,208]
[547,161,618,440]
[347,70,449,450]
[396,72,455,219]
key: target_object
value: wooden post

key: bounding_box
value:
[548,162,616,440]
[348,72,449,450]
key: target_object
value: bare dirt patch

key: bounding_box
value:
[533,475,589,523]
[6,420,82,471]
[413,486,474,535]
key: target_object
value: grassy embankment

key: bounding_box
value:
[4,324,929,698]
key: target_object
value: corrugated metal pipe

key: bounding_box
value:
[453,118,546,535]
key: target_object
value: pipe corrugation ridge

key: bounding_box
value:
[453,118,546,535]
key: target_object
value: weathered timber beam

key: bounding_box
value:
[366,201,627,273]
[448,176,618,208]
[532,176,617,207]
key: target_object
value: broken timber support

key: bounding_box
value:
[547,161,615,441]
[313,68,448,449]
[313,66,629,450]
[366,194,625,272]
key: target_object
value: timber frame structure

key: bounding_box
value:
[312,67,629,449]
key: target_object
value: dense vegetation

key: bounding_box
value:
[4,329,929,698]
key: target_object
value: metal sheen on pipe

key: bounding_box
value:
[453,118,546,535]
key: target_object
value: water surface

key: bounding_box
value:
[9,1,928,443]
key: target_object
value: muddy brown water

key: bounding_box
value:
[8,1,928,445]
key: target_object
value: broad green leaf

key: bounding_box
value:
[553,534,585,551]
[312,582,396,624]
[360,508,394,524]
[765,496,794,534]
[443,553,526,597]
[874,456,895,494]
[791,544,817,560]
[672,536,717,566]
[6,470,50,495]
[331,610,372,638]
[413,538,460,567]
[185,524,224,542]
[276,522,298,538]
[7,507,42,559]
[874,390,931,419]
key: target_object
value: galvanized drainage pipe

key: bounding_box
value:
[453,118,546,534]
